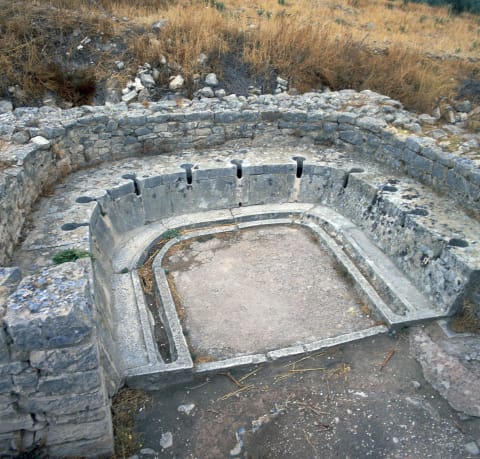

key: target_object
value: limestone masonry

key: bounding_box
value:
[0,90,479,456]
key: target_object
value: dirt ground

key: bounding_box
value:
[126,329,480,459]
[163,226,375,360]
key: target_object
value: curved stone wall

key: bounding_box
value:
[0,90,479,457]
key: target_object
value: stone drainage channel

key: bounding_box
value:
[115,204,443,389]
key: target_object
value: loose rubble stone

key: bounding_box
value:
[199,87,215,98]
[152,19,168,31]
[465,441,480,456]
[455,100,472,113]
[160,431,173,449]
[169,75,184,90]
[140,74,156,88]
[122,90,138,103]
[0,100,13,113]
[30,136,50,148]
[177,403,195,415]
[205,73,219,87]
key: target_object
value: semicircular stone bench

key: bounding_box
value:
[0,90,479,457]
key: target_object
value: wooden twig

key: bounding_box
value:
[380,349,396,370]
[238,367,261,383]
[289,367,326,373]
[295,401,328,416]
[283,352,325,368]
[303,429,318,454]
[216,384,254,401]
[221,372,243,388]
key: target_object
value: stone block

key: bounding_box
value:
[413,155,433,175]
[46,431,114,458]
[356,116,386,132]
[405,135,422,153]
[46,418,111,446]
[338,113,357,124]
[47,407,107,426]
[37,370,101,396]
[281,111,308,122]
[0,376,12,392]
[0,361,28,377]
[4,262,93,350]
[339,129,363,145]
[21,389,106,414]
[432,162,447,182]
[446,169,467,195]
[0,414,33,434]
[260,110,281,122]
[12,369,38,390]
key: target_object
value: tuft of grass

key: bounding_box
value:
[160,228,181,240]
[52,248,91,264]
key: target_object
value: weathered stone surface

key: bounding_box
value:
[46,418,111,445]
[37,370,101,395]
[0,414,33,434]
[4,262,93,350]
[30,342,98,374]
[19,389,106,414]
[410,327,480,417]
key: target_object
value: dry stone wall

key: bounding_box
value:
[0,90,479,457]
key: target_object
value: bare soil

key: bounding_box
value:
[163,226,376,360]
[129,330,480,458]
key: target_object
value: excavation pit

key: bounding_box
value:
[162,225,377,361]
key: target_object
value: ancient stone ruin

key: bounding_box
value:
[0,90,479,456]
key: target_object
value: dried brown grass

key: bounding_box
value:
[1,0,479,111]
[0,0,117,104]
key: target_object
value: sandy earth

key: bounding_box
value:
[163,226,376,360]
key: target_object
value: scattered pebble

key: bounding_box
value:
[177,403,196,415]
[412,380,422,389]
[465,441,480,456]
[160,431,173,449]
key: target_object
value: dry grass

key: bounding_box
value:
[111,387,149,458]
[1,0,479,110]
[450,299,480,334]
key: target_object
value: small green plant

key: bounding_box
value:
[52,249,91,265]
[160,228,180,240]
[278,0,287,5]
[419,14,428,23]
[120,267,129,274]
[208,0,225,11]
